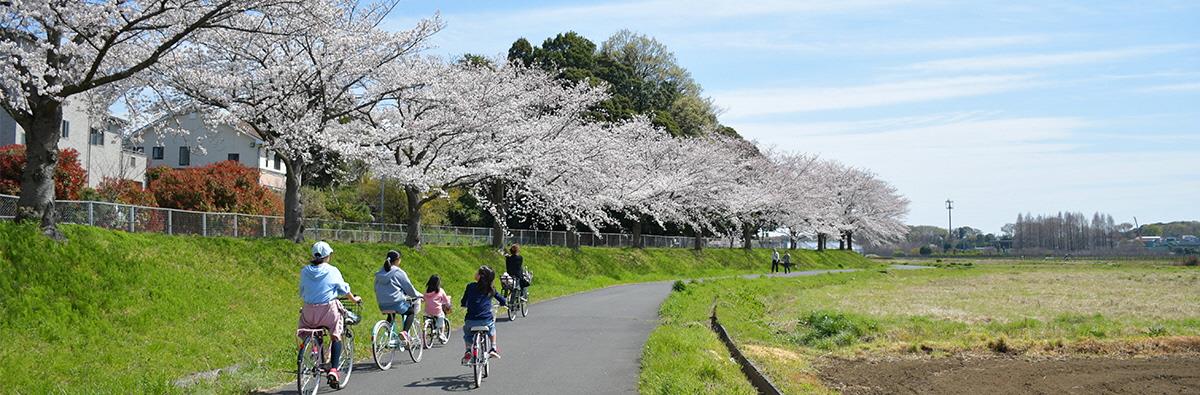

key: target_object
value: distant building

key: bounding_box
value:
[1135,236,1164,248]
[130,112,286,190]
[1,97,146,188]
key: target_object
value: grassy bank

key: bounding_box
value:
[0,222,868,393]
[641,262,1200,393]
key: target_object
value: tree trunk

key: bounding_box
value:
[846,231,854,252]
[282,156,306,242]
[788,229,797,250]
[838,233,845,250]
[404,185,422,247]
[741,224,754,250]
[490,181,507,249]
[14,98,65,236]
[817,233,826,251]
[631,214,645,249]
[566,224,580,250]
[693,227,703,251]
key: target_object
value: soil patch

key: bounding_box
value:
[820,354,1200,394]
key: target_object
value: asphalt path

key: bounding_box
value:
[270,266,924,395]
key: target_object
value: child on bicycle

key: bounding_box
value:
[374,250,421,346]
[298,241,361,388]
[423,274,453,343]
[461,265,506,363]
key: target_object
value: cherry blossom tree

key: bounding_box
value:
[0,0,287,234]
[148,0,441,241]
[824,165,910,251]
[347,59,606,247]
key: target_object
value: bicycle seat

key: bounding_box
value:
[296,328,325,336]
[470,326,491,332]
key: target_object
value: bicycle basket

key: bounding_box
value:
[342,302,362,326]
[500,272,516,290]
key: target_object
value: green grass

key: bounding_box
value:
[0,222,869,394]
[642,261,1200,393]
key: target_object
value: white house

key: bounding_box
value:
[1,97,147,188]
[131,112,287,190]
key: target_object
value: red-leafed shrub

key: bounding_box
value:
[0,144,88,199]
[96,178,157,207]
[147,161,282,215]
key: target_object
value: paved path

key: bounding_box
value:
[270,266,923,395]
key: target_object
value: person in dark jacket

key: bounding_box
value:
[505,244,529,298]
[782,252,793,274]
[461,265,506,363]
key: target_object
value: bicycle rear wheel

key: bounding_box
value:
[423,317,436,349]
[504,289,517,321]
[297,335,321,395]
[520,289,528,317]
[408,318,424,362]
[371,320,395,370]
[339,327,355,387]
[472,333,484,388]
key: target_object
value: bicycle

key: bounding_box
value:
[502,282,529,321]
[371,296,424,370]
[422,311,451,349]
[465,324,493,388]
[296,298,361,394]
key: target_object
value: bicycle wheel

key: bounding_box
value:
[505,290,516,321]
[297,335,321,395]
[371,320,395,370]
[482,337,491,378]
[408,317,424,362]
[423,317,436,349]
[520,289,528,317]
[339,327,355,387]
[440,318,451,344]
[473,333,484,388]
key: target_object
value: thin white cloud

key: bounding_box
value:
[714,75,1037,119]
[468,0,919,22]
[681,33,1049,53]
[1140,82,1200,93]
[905,44,1197,72]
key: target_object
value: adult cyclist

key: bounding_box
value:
[298,241,361,388]
[504,244,529,299]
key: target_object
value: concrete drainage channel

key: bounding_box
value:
[710,299,784,395]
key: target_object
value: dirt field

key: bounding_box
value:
[820,354,1200,394]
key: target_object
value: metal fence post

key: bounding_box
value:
[87,201,94,225]
[167,210,173,235]
[129,206,136,232]
[202,212,208,237]
[262,217,267,237]
[233,215,239,238]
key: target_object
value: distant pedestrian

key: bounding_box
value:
[771,249,781,273]
[782,252,792,274]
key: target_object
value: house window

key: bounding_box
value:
[129,157,136,167]
[134,146,145,154]
[179,146,190,166]
[274,154,282,170]
[227,153,240,162]
[152,146,164,160]
[89,128,104,146]
[61,120,69,138]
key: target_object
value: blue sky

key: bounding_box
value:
[388,0,1199,233]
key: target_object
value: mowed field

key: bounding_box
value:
[641,259,1200,394]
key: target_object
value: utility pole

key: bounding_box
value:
[946,199,954,253]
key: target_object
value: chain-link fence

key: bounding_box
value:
[0,194,733,248]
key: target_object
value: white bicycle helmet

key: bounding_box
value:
[312,241,333,260]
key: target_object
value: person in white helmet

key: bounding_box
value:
[297,241,361,388]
